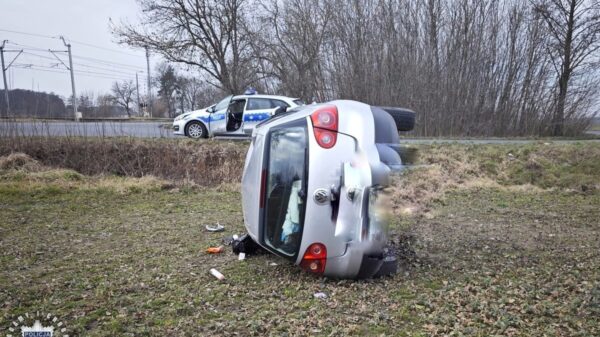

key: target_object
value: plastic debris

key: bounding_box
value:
[206,246,224,254]
[269,262,278,266]
[205,223,225,232]
[313,292,328,299]
[209,268,225,281]
[238,252,246,261]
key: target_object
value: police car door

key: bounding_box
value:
[243,98,276,135]
[208,95,232,134]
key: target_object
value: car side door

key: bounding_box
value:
[208,95,232,134]
[243,98,288,134]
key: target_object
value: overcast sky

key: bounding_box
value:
[1,0,161,99]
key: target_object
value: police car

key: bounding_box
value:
[173,92,303,139]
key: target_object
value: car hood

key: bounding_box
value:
[187,106,212,118]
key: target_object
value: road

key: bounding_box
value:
[0,121,174,138]
[1,120,599,143]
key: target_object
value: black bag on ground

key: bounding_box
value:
[232,234,264,255]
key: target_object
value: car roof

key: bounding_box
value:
[232,94,298,101]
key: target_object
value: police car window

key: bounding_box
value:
[270,99,289,109]
[214,95,233,112]
[247,98,272,110]
[264,123,308,257]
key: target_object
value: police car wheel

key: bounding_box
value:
[186,121,207,139]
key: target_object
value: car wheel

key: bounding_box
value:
[378,107,416,132]
[185,121,207,139]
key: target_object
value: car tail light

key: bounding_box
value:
[300,243,327,274]
[310,105,338,149]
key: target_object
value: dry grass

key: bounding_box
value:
[390,142,600,215]
[1,142,599,336]
[0,137,247,186]
[0,153,43,172]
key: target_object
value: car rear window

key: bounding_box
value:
[263,122,308,257]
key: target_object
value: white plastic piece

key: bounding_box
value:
[209,268,225,281]
[238,252,246,260]
[313,292,328,299]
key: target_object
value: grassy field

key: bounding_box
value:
[1,142,599,336]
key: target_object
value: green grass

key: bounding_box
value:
[1,143,599,336]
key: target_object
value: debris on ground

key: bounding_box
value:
[222,234,240,246]
[238,252,246,260]
[205,223,225,232]
[231,234,265,255]
[206,246,224,254]
[209,268,225,281]
[313,292,328,299]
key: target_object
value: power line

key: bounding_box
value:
[21,51,145,75]
[68,38,145,58]
[13,64,138,82]
[73,54,146,70]
[0,28,59,40]
[0,28,144,58]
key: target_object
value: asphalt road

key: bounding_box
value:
[0,121,174,138]
[1,120,599,143]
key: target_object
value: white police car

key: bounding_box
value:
[173,93,303,139]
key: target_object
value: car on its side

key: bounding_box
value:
[173,94,303,139]
[240,100,415,279]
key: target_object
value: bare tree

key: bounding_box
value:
[112,0,256,94]
[253,0,333,101]
[111,80,136,118]
[115,0,598,136]
[534,0,600,135]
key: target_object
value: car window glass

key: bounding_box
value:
[247,98,272,110]
[270,99,290,109]
[214,95,233,112]
[228,99,246,114]
[293,99,305,106]
[264,123,308,257]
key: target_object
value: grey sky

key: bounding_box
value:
[1,0,160,100]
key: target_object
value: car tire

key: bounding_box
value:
[379,107,416,132]
[185,121,208,139]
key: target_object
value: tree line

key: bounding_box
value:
[114,0,600,136]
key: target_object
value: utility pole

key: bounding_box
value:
[135,72,141,116]
[0,40,23,118]
[0,40,9,117]
[60,36,78,121]
[145,46,152,118]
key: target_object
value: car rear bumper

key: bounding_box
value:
[324,242,386,279]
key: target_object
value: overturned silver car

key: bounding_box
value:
[240,100,415,279]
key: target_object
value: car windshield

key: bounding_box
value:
[214,95,233,112]
[263,122,308,257]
